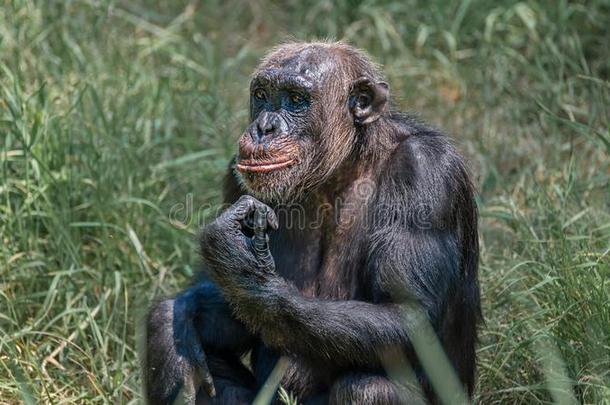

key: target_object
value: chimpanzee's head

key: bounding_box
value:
[234,41,389,203]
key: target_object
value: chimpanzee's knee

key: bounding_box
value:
[329,372,426,405]
[329,373,400,405]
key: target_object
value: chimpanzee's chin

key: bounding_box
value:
[236,172,295,204]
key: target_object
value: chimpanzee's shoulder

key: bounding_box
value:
[379,115,466,189]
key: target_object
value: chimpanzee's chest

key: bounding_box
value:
[268,224,324,295]
[268,208,368,300]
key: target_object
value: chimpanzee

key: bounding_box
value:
[143,41,481,405]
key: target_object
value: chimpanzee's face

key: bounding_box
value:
[235,47,337,203]
[234,44,387,203]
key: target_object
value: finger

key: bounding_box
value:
[183,371,199,404]
[228,195,257,221]
[232,195,275,222]
[253,205,267,232]
[183,364,215,402]
[251,201,277,231]
[188,327,216,397]
[183,377,197,405]
[201,367,216,398]
[253,206,269,254]
[191,351,216,398]
[266,208,279,230]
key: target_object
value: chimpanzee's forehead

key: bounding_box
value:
[253,46,339,87]
[276,47,337,78]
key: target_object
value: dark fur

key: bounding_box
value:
[142,41,481,404]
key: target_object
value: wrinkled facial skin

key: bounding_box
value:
[235,49,336,203]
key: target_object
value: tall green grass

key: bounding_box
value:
[1,1,608,403]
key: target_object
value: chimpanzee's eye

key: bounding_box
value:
[253,88,267,101]
[290,93,303,104]
[357,93,371,107]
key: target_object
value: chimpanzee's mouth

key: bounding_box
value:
[236,158,295,173]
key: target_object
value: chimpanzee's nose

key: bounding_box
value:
[253,112,279,142]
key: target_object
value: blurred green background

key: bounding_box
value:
[1,0,609,403]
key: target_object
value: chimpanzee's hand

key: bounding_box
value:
[200,195,278,288]
[145,297,215,404]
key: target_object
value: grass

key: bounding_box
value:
[0,0,609,403]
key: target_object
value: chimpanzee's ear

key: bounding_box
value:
[348,77,389,125]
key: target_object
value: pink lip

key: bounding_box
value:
[236,159,295,173]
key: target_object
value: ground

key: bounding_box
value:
[0,1,609,404]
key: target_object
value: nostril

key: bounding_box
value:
[258,122,275,135]
[265,124,276,134]
[255,125,266,141]
[255,121,276,140]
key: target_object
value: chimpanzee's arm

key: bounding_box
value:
[222,227,459,369]
[144,276,255,403]
[199,194,458,368]
[179,277,256,352]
